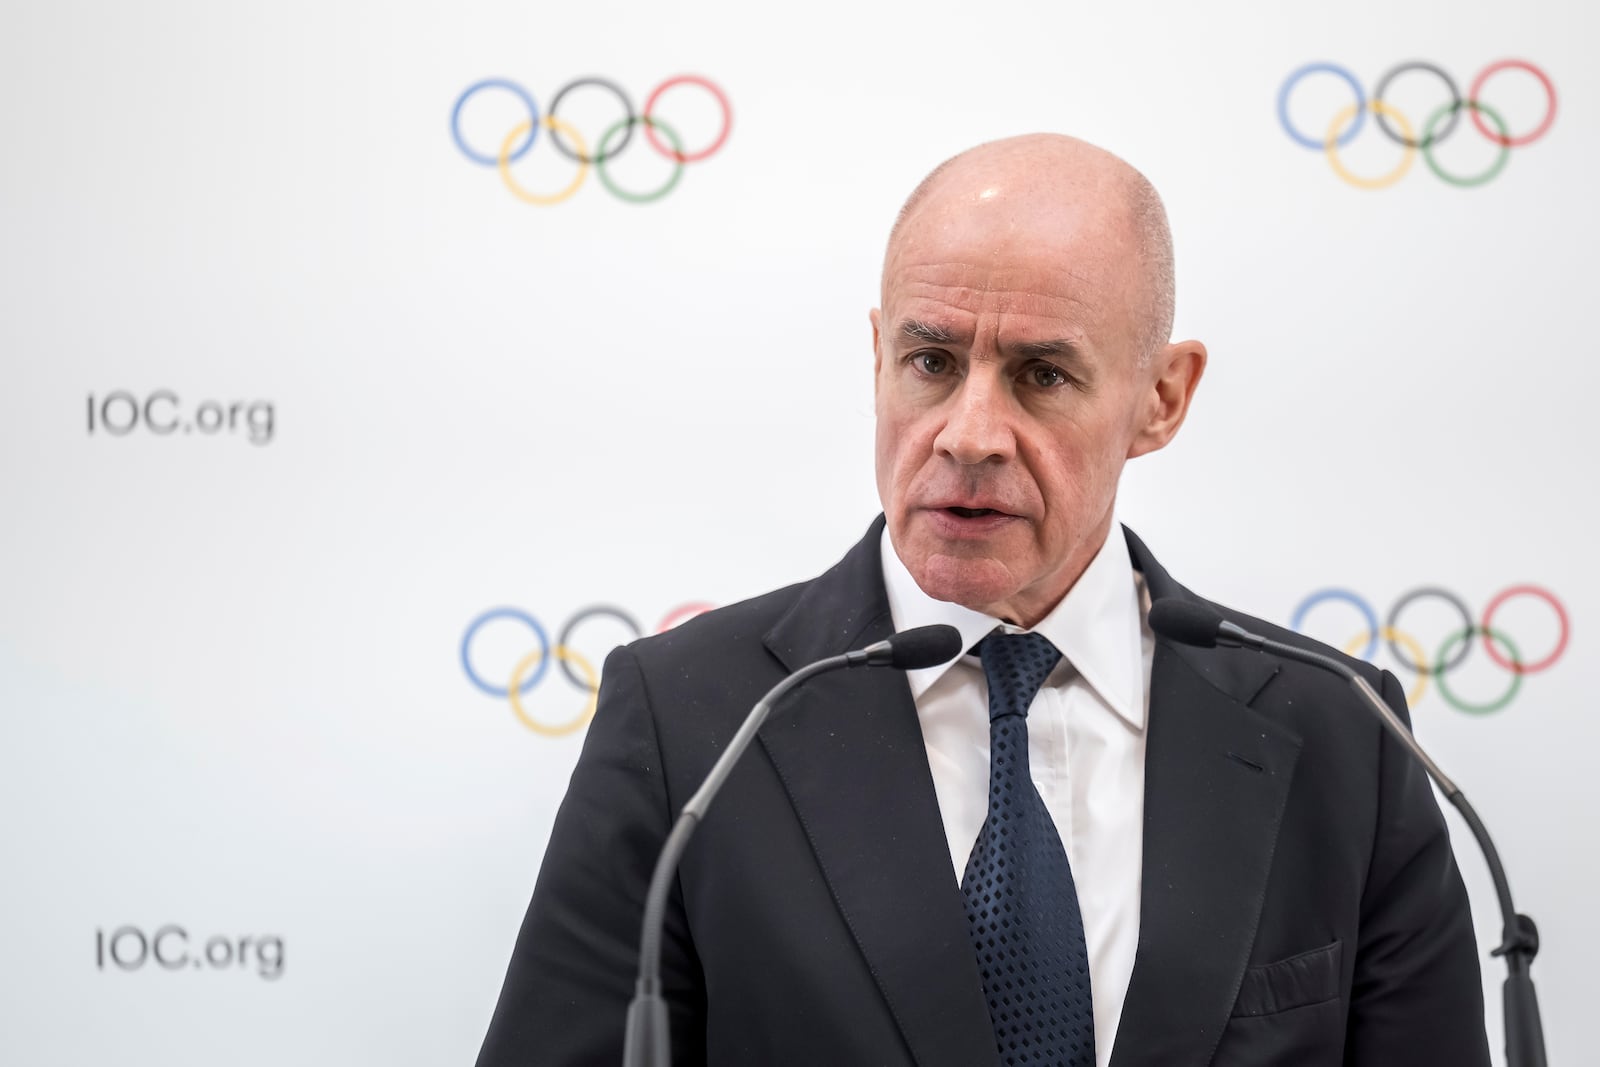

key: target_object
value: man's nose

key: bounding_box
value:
[933,369,1016,465]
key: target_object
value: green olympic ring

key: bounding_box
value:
[1422,100,1512,188]
[1432,626,1522,715]
[596,116,685,204]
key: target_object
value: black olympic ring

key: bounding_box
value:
[1372,61,1462,149]
[556,605,645,689]
[1385,586,1474,674]
[546,76,636,165]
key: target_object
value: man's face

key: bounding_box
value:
[873,185,1168,626]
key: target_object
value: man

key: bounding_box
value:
[477,134,1490,1066]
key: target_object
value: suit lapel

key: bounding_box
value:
[758,519,998,1067]
[1111,530,1303,1067]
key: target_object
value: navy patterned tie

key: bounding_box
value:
[962,631,1095,1067]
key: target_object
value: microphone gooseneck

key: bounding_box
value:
[1147,598,1547,1067]
[622,624,962,1067]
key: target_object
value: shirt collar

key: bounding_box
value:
[880,524,1147,731]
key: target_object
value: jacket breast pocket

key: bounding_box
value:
[1231,940,1343,1018]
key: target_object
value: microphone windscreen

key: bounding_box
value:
[1148,599,1226,648]
[885,624,964,669]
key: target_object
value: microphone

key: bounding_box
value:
[845,624,966,669]
[1148,598,1547,1067]
[1147,599,1236,649]
[622,624,963,1067]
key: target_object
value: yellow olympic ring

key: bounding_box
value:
[498,114,590,206]
[507,644,598,736]
[1344,627,1429,708]
[1324,100,1417,190]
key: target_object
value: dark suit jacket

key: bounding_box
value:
[477,520,1490,1066]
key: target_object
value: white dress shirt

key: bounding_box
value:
[880,526,1154,1067]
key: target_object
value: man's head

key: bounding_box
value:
[872,133,1206,627]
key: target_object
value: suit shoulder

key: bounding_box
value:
[624,579,808,674]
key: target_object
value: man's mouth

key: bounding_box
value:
[946,506,999,518]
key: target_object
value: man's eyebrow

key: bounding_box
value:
[897,319,961,345]
[1013,338,1086,362]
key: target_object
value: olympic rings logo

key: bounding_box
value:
[460,602,715,735]
[1289,586,1570,714]
[1277,59,1556,188]
[449,74,731,205]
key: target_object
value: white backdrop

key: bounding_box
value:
[1,0,1592,1063]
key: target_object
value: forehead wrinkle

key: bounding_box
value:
[891,271,1103,342]
[891,264,1097,311]
[891,312,1094,363]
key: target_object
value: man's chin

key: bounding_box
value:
[908,553,1019,616]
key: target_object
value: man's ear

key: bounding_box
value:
[870,308,884,396]
[1128,339,1206,459]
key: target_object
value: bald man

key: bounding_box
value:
[477,135,1489,1067]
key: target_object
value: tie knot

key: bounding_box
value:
[975,631,1062,721]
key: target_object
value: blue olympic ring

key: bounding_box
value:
[1278,62,1367,150]
[460,607,550,698]
[451,78,540,167]
[1290,588,1380,660]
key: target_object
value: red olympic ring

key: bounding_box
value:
[1468,60,1557,147]
[644,75,733,163]
[1480,584,1569,674]
[655,601,716,632]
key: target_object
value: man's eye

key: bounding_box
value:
[1029,363,1069,388]
[914,352,949,375]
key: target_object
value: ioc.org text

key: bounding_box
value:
[87,391,275,445]
[96,925,285,980]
